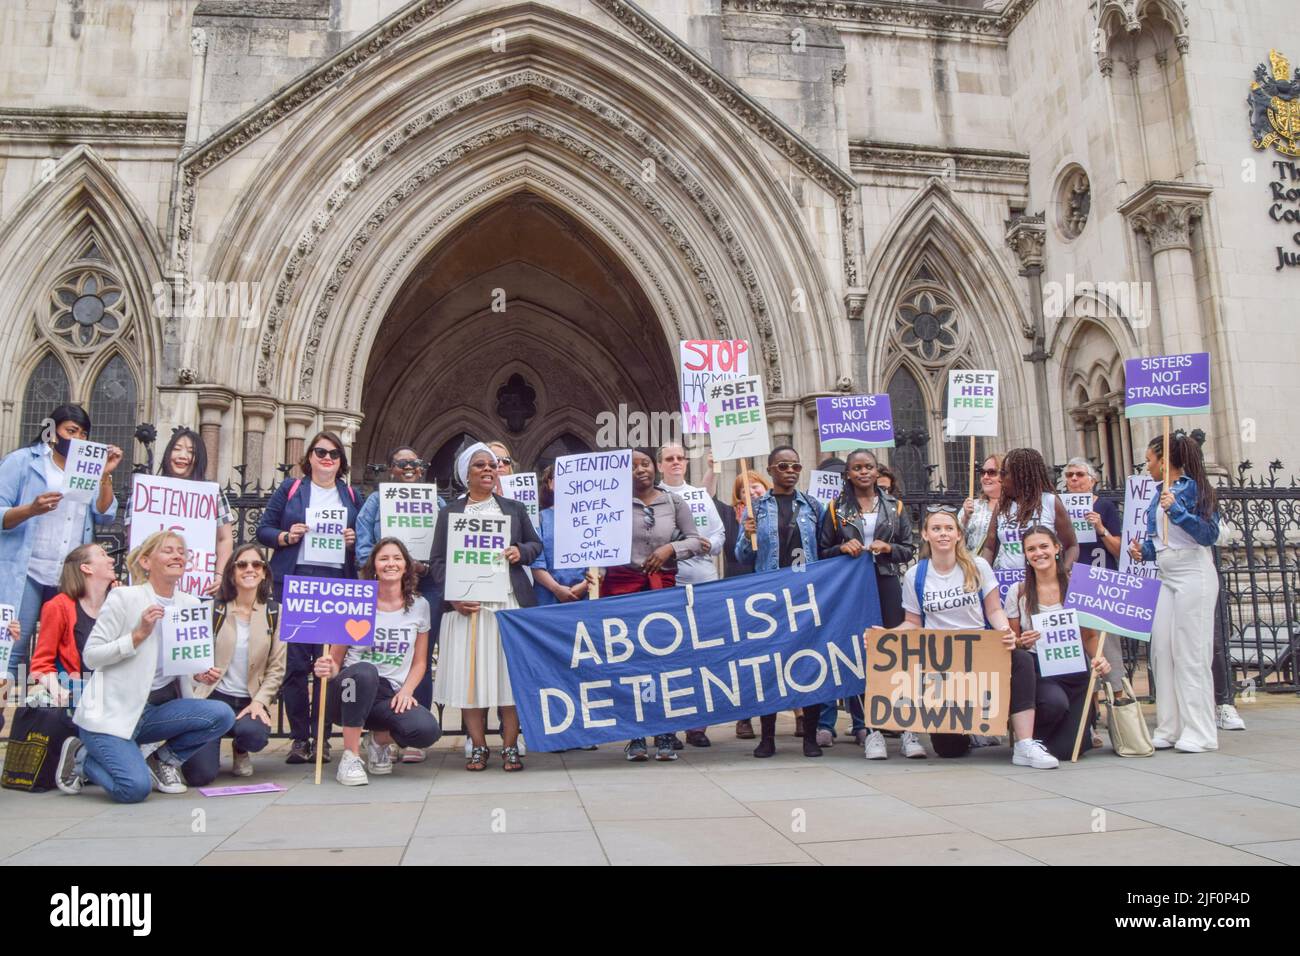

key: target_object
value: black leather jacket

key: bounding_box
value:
[816,490,915,576]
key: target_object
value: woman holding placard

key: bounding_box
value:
[980,448,1078,570]
[961,453,1003,554]
[901,508,1058,769]
[181,543,286,784]
[530,465,589,606]
[315,538,441,786]
[736,446,827,759]
[256,430,363,765]
[54,531,234,801]
[430,443,541,772]
[1004,526,1110,760]
[0,403,121,683]
[721,469,768,740]
[1128,432,1221,753]
[817,448,916,755]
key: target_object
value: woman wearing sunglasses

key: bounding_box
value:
[817,448,917,756]
[182,543,285,783]
[256,430,363,765]
[980,447,1078,571]
[961,453,1003,554]
[736,445,827,758]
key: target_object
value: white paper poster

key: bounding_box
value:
[705,375,770,462]
[552,450,633,571]
[500,473,540,533]
[1063,492,1097,545]
[62,439,109,502]
[444,513,511,603]
[302,506,347,567]
[129,474,222,595]
[679,339,751,434]
[162,604,214,676]
[945,370,999,438]
[1119,474,1159,579]
[807,469,843,508]
[377,483,439,562]
[1031,607,1088,678]
[0,603,15,679]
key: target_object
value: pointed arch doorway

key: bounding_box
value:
[354,192,678,486]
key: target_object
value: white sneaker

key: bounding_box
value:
[1175,739,1217,753]
[900,731,927,759]
[863,730,887,760]
[56,737,84,795]
[232,750,253,778]
[1012,738,1059,769]
[401,747,427,763]
[1216,704,1246,731]
[146,755,188,794]
[364,734,393,775]
[816,728,834,748]
[1152,736,1175,750]
[336,750,369,786]
[517,735,526,757]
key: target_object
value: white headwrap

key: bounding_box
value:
[456,441,498,488]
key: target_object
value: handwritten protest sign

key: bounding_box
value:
[280,576,376,646]
[497,557,882,750]
[161,604,214,676]
[675,485,718,535]
[553,450,632,571]
[945,371,999,438]
[1065,564,1160,641]
[1124,352,1211,418]
[1031,608,1087,678]
[865,628,1009,736]
[302,506,347,566]
[1119,475,1159,578]
[816,394,894,450]
[0,604,15,678]
[444,514,511,603]
[808,469,843,508]
[680,339,750,433]
[993,568,1025,607]
[61,439,109,502]
[706,375,770,462]
[500,473,540,533]
[1063,492,1097,545]
[378,483,438,562]
[129,474,221,595]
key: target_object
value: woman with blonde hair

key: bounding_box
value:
[56,531,234,802]
[961,452,1004,554]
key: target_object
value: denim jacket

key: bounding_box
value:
[735,490,823,573]
[1140,475,1219,562]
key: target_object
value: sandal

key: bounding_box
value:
[501,746,524,772]
[466,745,490,771]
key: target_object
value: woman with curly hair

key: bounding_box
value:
[313,537,441,786]
[980,447,1078,570]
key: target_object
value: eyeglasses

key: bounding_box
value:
[311,447,342,461]
[661,455,686,463]
[926,504,959,514]
[773,462,803,474]
[496,458,513,467]
[393,459,424,470]
[233,559,265,570]
[981,468,999,477]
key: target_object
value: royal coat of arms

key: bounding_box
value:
[1249,50,1300,157]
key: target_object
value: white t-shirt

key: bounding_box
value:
[994,492,1058,570]
[298,482,345,567]
[345,596,431,690]
[1001,581,1064,621]
[860,511,879,543]
[661,481,723,585]
[901,556,998,629]
[151,592,177,691]
[28,451,91,586]
[216,616,251,698]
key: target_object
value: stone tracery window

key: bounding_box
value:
[49,266,126,348]
[894,289,959,362]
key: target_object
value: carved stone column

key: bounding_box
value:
[186,28,208,146]
[282,404,318,478]
[1091,404,1113,484]
[241,397,277,488]
[196,389,232,483]
[1005,213,1054,457]
[322,412,363,476]
[766,400,797,451]
[1108,395,1132,478]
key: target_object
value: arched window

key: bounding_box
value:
[19,354,71,450]
[535,433,592,476]
[887,366,931,494]
[88,355,137,494]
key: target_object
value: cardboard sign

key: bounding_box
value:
[1031,608,1087,678]
[1063,492,1097,545]
[993,568,1025,607]
[0,603,15,678]
[62,439,109,502]
[444,513,512,603]
[1124,352,1211,418]
[129,474,222,595]
[161,604,214,676]
[706,375,770,462]
[1065,564,1161,641]
[807,469,843,508]
[378,483,439,562]
[679,339,750,434]
[280,576,376,646]
[945,370,999,438]
[553,450,633,571]
[500,473,540,534]
[1119,475,1159,578]
[864,628,1010,736]
[301,506,347,566]
[816,394,895,450]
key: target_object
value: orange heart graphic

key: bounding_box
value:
[344,619,371,642]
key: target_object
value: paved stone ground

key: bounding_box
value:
[2,696,1299,866]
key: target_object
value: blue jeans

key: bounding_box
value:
[12,576,58,678]
[818,696,866,737]
[78,698,235,803]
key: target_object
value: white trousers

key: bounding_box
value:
[1150,546,1219,750]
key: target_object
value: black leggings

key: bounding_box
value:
[325,662,442,748]
[931,649,1036,758]
[1034,672,1093,760]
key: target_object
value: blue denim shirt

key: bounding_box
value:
[734,490,823,573]
[1140,475,1219,562]
[530,507,586,605]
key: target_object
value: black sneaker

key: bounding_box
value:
[624,738,648,762]
[670,733,684,751]
[654,735,678,761]
[286,739,312,764]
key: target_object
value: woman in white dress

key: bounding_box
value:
[430,443,542,772]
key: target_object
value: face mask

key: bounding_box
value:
[53,435,72,457]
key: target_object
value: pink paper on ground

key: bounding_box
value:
[198,782,287,797]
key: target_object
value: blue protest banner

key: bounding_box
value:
[496,556,882,750]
